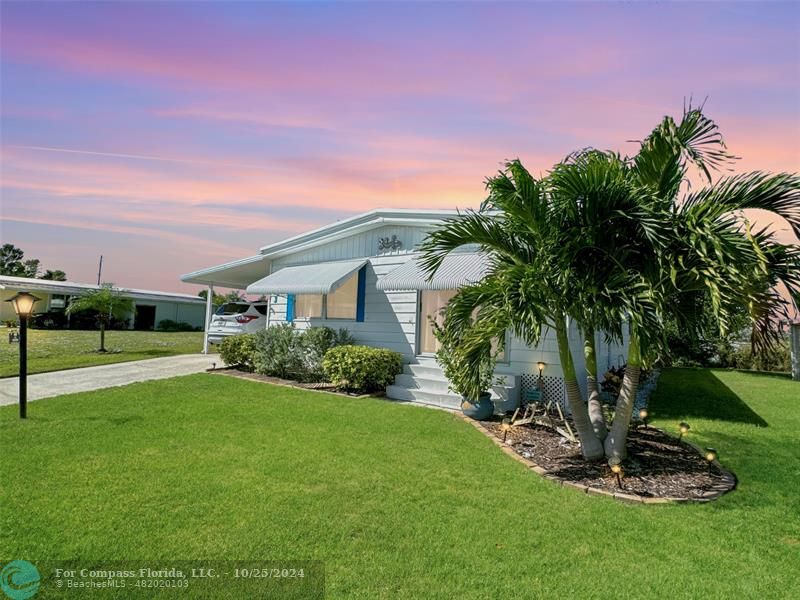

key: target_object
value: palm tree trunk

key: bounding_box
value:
[604,330,641,460]
[555,316,604,461]
[583,329,608,441]
[99,321,106,352]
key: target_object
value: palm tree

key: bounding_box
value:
[601,110,800,459]
[66,284,134,352]
[421,106,799,462]
[420,160,631,460]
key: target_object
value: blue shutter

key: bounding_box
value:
[356,266,366,322]
[286,294,295,322]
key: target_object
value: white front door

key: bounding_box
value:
[417,289,458,355]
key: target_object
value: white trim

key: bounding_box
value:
[180,254,269,287]
[258,208,460,257]
[203,284,214,354]
[0,275,204,304]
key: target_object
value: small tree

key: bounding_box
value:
[40,269,68,281]
[66,284,134,352]
[0,243,40,277]
[198,289,246,309]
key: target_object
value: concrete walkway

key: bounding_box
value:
[0,354,219,406]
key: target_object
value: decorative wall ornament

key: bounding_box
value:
[377,235,402,252]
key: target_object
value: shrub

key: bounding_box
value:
[718,341,791,373]
[157,319,198,332]
[322,345,403,393]
[299,327,355,382]
[253,324,304,379]
[431,315,498,401]
[251,325,355,382]
[219,334,258,371]
[31,311,67,329]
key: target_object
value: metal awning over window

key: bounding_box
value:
[377,252,492,291]
[246,259,368,295]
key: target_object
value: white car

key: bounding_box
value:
[207,302,268,345]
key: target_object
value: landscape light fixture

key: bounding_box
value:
[536,361,546,376]
[608,457,624,489]
[638,408,649,429]
[6,292,40,419]
[704,448,717,463]
[678,421,690,442]
[501,418,512,444]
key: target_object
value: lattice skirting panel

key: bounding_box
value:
[520,374,567,411]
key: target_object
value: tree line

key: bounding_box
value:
[0,243,68,281]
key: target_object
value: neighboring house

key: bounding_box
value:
[0,275,206,330]
[181,209,629,410]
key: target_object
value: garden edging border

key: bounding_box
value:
[458,413,737,505]
[207,368,385,399]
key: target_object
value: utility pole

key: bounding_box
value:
[97,255,103,285]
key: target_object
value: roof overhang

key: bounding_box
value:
[377,252,491,291]
[246,259,367,295]
[180,255,270,288]
[0,275,204,304]
[258,209,461,258]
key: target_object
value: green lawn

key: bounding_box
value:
[0,329,203,377]
[1,369,798,598]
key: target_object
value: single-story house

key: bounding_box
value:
[0,275,206,330]
[181,209,629,410]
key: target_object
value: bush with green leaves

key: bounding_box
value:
[718,340,791,373]
[299,326,354,381]
[252,325,354,381]
[430,314,499,402]
[253,324,304,379]
[219,334,258,371]
[157,319,199,332]
[322,345,403,393]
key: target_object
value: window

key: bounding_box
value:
[294,294,323,319]
[49,294,68,310]
[217,303,249,315]
[327,273,358,319]
[286,266,365,322]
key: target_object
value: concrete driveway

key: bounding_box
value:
[0,354,219,406]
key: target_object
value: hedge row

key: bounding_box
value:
[218,326,403,393]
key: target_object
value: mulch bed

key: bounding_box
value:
[482,419,735,500]
[208,368,384,398]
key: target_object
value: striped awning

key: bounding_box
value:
[246,259,367,295]
[377,252,492,291]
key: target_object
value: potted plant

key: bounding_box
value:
[431,316,500,420]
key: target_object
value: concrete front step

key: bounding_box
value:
[388,359,520,413]
[385,385,463,410]
[403,362,446,378]
[393,373,451,394]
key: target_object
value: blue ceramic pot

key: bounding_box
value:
[461,392,494,420]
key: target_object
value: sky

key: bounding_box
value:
[1,1,798,294]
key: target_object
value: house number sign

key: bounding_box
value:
[378,235,402,251]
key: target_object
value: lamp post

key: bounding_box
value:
[536,361,546,390]
[608,457,624,489]
[501,418,512,444]
[7,292,40,419]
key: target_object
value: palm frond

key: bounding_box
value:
[682,171,800,238]
[632,105,738,201]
